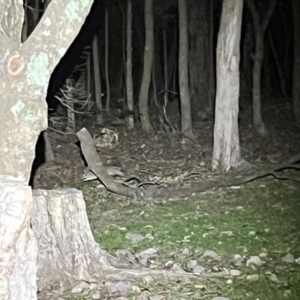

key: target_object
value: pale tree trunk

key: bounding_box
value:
[178,0,194,140]
[139,0,153,133]
[0,0,93,298]
[292,0,300,123]
[246,0,277,136]
[105,5,110,115]
[212,0,244,172]
[126,0,134,129]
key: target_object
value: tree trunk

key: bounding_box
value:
[209,0,215,110]
[246,0,277,136]
[105,5,110,115]
[31,189,115,290]
[292,0,300,122]
[240,17,253,106]
[252,32,267,136]
[163,29,169,103]
[0,182,37,299]
[138,0,154,133]
[268,30,287,99]
[212,0,244,172]
[188,0,210,119]
[0,0,94,296]
[126,0,134,129]
[93,34,103,125]
[178,0,194,140]
[167,26,178,94]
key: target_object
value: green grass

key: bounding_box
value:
[82,179,300,300]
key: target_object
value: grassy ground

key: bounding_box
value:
[79,178,300,300]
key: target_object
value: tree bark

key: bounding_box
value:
[209,0,215,110]
[93,34,103,125]
[126,0,134,129]
[105,5,110,115]
[212,0,244,171]
[0,182,37,299]
[292,0,300,123]
[31,189,115,290]
[0,0,94,297]
[163,29,169,103]
[178,0,194,140]
[246,0,277,136]
[188,0,210,119]
[139,0,154,133]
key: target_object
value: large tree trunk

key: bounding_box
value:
[246,0,277,136]
[0,182,37,299]
[212,0,244,172]
[0,0,94,297]
[31,189,115,290]
[138,0,154,133]
[292,0,300,123]
[178,0,194,140]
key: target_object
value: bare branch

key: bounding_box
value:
[262,0,277,32]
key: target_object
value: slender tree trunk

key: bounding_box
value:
[246,0,277,136]
[126,0,134,129]
[178,0,194,140]
[105,6,110,115]
[167,27,178,94]
[252,32,267,135]
[263,39,271,98]
[138,0,153,133]
[92,35,103,125]
[188,0,210,119]
[212,0,244,171]
[209,0,215,110]
[33,0,40,24]
[268,30,287,99]
[240,17,253,104]
[163,29,169,103]
[292,0,300,122]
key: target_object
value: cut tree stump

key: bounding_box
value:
[0,177,37,300]
[31,189,116,291]
[31,188,202,293]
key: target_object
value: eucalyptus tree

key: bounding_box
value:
[212,0,244,171]
[0,0,93,297]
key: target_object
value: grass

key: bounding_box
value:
[80,178,300,300]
